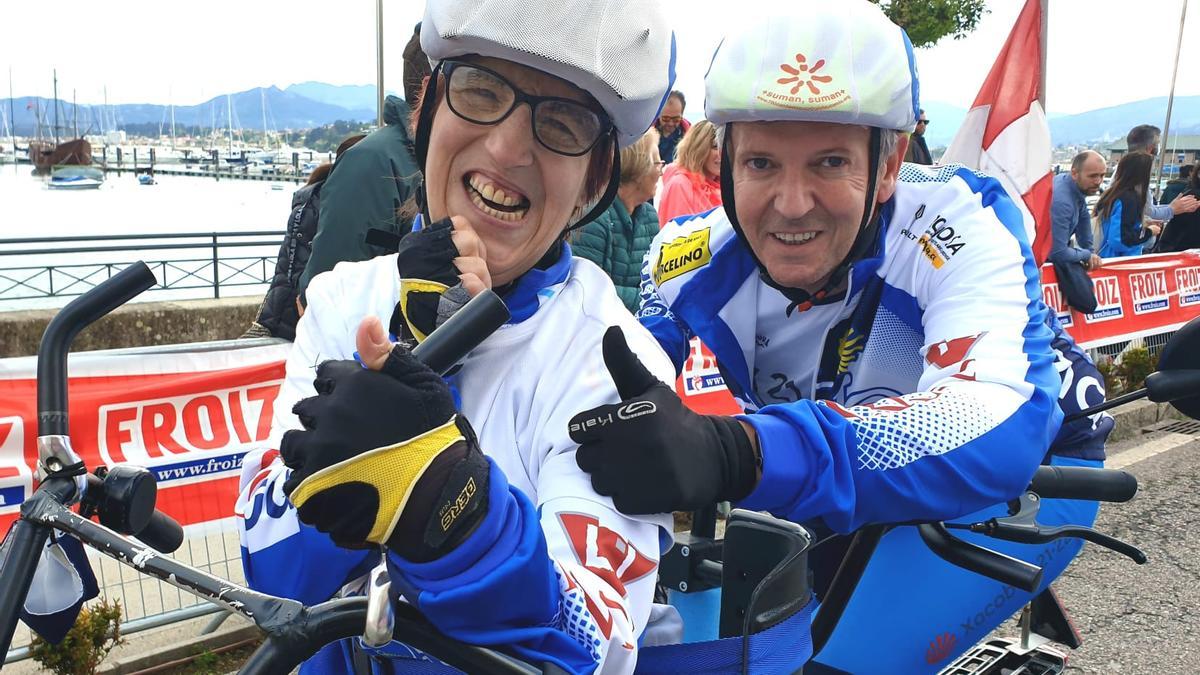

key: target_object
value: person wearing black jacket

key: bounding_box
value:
[1156,163,1200,252]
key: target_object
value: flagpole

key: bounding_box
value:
[1154,0,1188,195]
[1038,0,1048,111]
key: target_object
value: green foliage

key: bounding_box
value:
[870,0,989,48]
[303,120,374,153]
[1097,357,1122,398]
[29,597,125,675]
[189,648,220,674]
[1114,347,1158,394]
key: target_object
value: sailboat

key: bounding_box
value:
[29,70,93,174]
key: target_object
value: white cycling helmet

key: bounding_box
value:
[703,0,921,310]
[704,0,919,133]
[421,0,677,149]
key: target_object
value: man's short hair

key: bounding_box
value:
[1071,151,1099,173]
[1126,124,1162,154]
[1180,164,1193,181]
[667,90,686,110]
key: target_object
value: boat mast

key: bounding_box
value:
[72,88,77,138]
[260,87,268,150]
[52,69,59,144]
[170,86,176,150]
[226,93,234,157]
[8,67,15,170]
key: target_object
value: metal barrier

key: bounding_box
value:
[0,231,286,303]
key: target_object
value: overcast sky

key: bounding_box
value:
[2,0,1195,115]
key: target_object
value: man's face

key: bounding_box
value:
[914,114,929,137]
[658,98,684,136]
[1072,154,1106,195]
[730,121,905,292]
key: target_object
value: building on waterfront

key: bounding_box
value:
[1108,135,1200,176]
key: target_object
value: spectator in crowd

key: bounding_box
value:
[1162,163,1193,205]
[573,130,663,312]
[658,119,722,227]
[655,91,690,163]
[904,109,932,164]
[244,134,368,340]
[297,40,428,301]
[1097,152,1161,258]
[1049,150,1105,270]
[1123,124,1199,221]
[1155,162,1200,252]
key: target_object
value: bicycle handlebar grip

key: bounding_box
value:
[37,263,158,436]
[1029,466,1138,503]
[917,523,1043,593]
[136,509,185,554]
[411,289,510,376]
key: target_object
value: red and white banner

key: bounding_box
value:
[0,341,289,533]
[943,0,1053,264]
[1041,252,1200,348]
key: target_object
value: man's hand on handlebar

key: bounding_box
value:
[281,317,490,561]
[569,326,761,514]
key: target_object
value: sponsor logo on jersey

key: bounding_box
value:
[836,328,866,376]
[1129,270,1170,314]
[654,228,712,285]
[1085,276,1123,322]
[1175,266,1200,306]
[559,513,656,596]
[684,373,727,394]
[916,216,965,270]
[759,52,850,111]
[925,333,985,369]
[1041,283,1073,326]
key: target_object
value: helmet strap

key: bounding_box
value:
[719,125,885,313]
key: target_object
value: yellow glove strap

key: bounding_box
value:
[289,416,463,545]
[399,278,451,343]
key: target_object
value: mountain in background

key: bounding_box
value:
[284,82,398,113]
[3,84,1197,148]
[2,86,378,136]
[920,96,1200,149]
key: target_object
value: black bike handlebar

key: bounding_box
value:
[1029,465,1138,503]
[37,263,157,436]
[411,289,511,375]
[917,522,1043,593]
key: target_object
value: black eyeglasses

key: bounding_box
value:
[442,60,613,157]
[918,119,930,125]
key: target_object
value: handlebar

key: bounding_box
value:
[1029,465,1138,503]
[411,289,511,375]
[37,264,157,436]
[917,522,1044,593]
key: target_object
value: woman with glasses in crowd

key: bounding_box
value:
[573,130,665,312]
[657,120,723,227]
[234,1,681,672]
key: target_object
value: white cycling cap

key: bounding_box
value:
[705,0,920,133]
[421,0,677,148]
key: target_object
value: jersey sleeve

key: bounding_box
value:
[739,173,1062,533]
[235,270,375,604]
[384,315,675,674]
[636,232,695,374]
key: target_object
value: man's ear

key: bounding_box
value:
[876,134,909,204]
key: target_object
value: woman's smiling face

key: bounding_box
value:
[423,56,601,286]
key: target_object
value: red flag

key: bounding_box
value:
[943,0,1053,264]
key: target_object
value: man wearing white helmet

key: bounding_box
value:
[571,1,1112,669]
[235,1,683,672]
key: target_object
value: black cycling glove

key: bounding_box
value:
[568,326,760,514]
[281,348,489,561]
[390,217,469,348]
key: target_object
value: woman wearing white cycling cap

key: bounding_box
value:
[235,1,681,672]
[572,1,1112,672]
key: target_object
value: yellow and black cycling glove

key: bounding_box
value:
[389,217,471,348]
[280,348,489,561]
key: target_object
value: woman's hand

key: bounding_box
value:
[449,216,491,296]
[1147,222,1163,237]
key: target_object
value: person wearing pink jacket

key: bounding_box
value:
[658,120,722,227]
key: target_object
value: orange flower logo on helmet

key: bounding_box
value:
[777,53,832,95]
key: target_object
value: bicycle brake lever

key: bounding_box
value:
[949,492,1148,565]
[362,558,394,648]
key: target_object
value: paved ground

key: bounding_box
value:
[992,429,1200,674]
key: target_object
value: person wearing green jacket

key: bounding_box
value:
[572,130,663,312]
[298,95,422,299]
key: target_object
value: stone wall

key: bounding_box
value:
[0,296,263,358]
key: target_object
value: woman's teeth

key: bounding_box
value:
[772,232,818,244]
[466,175,529,222]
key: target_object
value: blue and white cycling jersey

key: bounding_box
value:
[235,243,680,674]
[639,163,1113,533]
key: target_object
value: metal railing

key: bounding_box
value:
[0,231,286,303]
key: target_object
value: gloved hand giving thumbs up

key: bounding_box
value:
[281,316,489,561]
[568,326,761,514]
